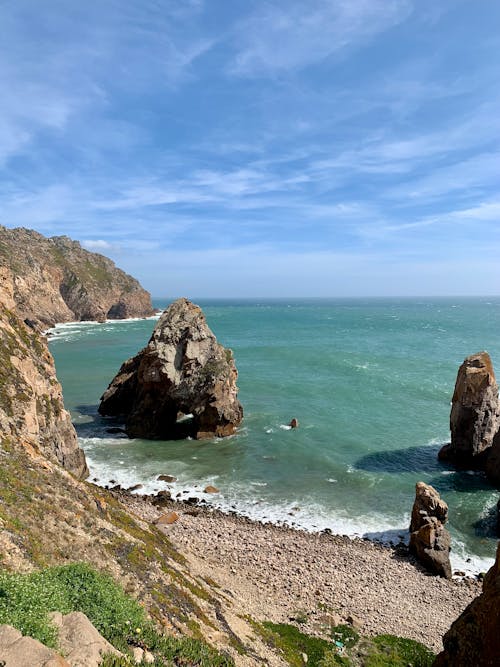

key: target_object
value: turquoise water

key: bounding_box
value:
[49,297,500,573]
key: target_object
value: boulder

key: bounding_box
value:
[204,485,220,494]
[434,542,500,666]
[409,482,452,579]
[439,352,500,466]
[99,298,243,440]
[0,624,69,666]
[50,611,122,666]
[155,511,180,525]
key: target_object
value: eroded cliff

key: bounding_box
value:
[0,226,154,327]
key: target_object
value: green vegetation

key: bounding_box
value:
[253,621,435,667]
[0,563,234,666]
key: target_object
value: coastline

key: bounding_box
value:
[111,488,481,653]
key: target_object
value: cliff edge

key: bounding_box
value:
[0,225,154,328]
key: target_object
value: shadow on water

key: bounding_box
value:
[473,504,499,539]
[361,527,409,545]
[73,404,126,438]
[355,443,443,474]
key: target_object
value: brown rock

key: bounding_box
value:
[155,511,180,525]
[434,542,500,666]
[152,490,171,506]
[158,474,177,482]
[50,611,122,666]
[99,298,243,440]
[204,485,220,494]
[0,268,88,479]
[441,352,500,466]
[0,225,154,327]
[410,481,448,532]
[0,624,70,666]
[289,418,299,428]
[409,482,452,579]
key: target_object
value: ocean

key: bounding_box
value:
[48,297,500,575]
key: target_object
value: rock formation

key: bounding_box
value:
[409,482,452,579]
[439,352,500,488]
[99,298,243,440]
[0,225,154,328]
[434,542,500,666]
[439,352,499,466]
[0,267,88,478]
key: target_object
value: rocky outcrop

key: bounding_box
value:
[99,298,243,440]
[0,624,70,666]
[434,542,500,666]
[439,352,500,487]
[51,611,123,666]
[0,266,88,478]
[439,352,500,466]
[0,225,154,328]
[409,482,452,579]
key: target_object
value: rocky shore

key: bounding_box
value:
[116,489,481,654]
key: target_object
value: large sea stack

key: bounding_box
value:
[439,352,500,486]
[99,298,243,440]
[434,542,500,666]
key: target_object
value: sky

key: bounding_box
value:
[0,0,499,298]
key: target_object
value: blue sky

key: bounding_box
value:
[1,1,499,297]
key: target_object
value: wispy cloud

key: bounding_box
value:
[229,0,413,76]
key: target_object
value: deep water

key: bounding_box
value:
[49,297,500,574]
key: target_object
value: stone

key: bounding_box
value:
[132,646,144,663]
[289,418,299,428]
[158,474,177,482]
[155,511,180,525]
[51,610,123,667]
[435,542,500,666]
[0,624,69,666]
[439,352,500,466]
[204,485,220,494]
[152,490,171,506]
[408,482,452,579]
[99,298,243,440]
[410,481,448,532]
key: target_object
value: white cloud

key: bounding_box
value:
[229,0,413,76]
[82,239,115,251]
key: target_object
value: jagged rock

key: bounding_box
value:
[50,611,122,667]
[0,624,70,666]
[434,542,500,666]
[0,225,154,327]
[409,482,452,579]
[0,267,88,479]
[99,298,243,440]
[439,352,500,467]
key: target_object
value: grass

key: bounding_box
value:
[253,621,435,667]
[0,563,234,666]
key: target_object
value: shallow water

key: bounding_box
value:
[49,297,500,574]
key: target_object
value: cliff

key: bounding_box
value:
[0,225,154,328]
[0,266,87,479]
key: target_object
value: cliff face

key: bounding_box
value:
[0,267,88,479]
[99,298,243,440]
[0,225,154,328]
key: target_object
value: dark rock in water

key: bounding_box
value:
[289,418,299,428]
[98,298,243,440]
[157,475,177,483]
[409,482,452,579]
[434,543,500,666]
[151,490,171,506]
[127,484,143,492]
[106,427,126,434]
[439,352,499,467]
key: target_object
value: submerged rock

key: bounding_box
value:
[99,298,243,440]
[439,352,500,466]
[409,482,452,579]
[434,542,500,666]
